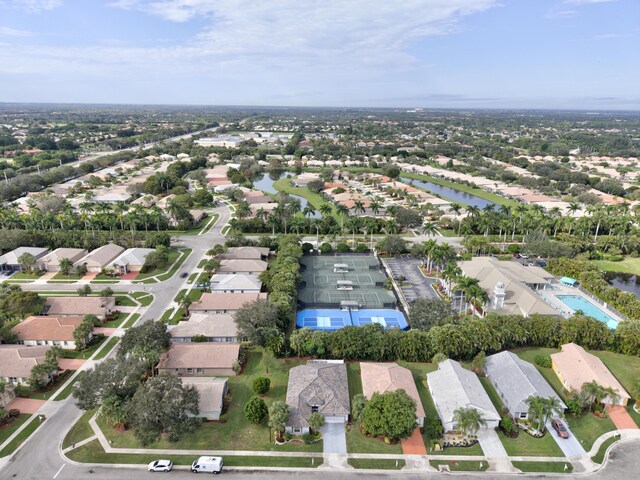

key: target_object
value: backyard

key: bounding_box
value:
[593,257,640,275]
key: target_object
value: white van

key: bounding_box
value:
[191,456,223,474]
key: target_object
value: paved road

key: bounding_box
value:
[2,438,635,479]
[0,203,231,480]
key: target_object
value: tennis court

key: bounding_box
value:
[298,254,396,309]
[296,308,408,331]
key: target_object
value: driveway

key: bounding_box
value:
[545,419,586,459]
[477,428,508,457]
[607,405,639,430]
[386,256,437,303]
[320,419,347,454]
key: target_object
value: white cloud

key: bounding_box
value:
[0,0,63,12]
[0,25,34,36]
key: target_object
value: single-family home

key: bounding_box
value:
[181,377,228,420]
[42,296,116,320]
[361,362,426,427]
[169,314,239,343]
[190,292,267,315]
[157,343,240,377]
[215,259,268,275]
[109,248,155,274]
[209,274,262,293]
[0,345,51,385]
[427,359,500,431]
[0,247,49,273]
[74,244,125,273]
[286,360,350,434]
[218,247,270,261]
[485,351,566,420]
[551,343,630,406]
[12,316,90,349]
[37,248,88,272]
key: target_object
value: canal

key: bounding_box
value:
[400,176,498,210]
[252,171,321,218]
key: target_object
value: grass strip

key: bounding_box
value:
[429,460,488,472]
[0,415,45,457]
[0,414,31,445]
[591,435,621,464]
[122,313,140,329]
[348,459,406,470]
[94,336,119,360]
[55,372,84,401]
[63,408,98,449]
[512,461,573,473]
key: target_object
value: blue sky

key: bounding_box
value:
[0,0,638,109]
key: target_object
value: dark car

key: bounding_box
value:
[552,419,570,439]
[180,272,188,278]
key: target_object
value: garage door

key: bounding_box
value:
[324,415,346,424]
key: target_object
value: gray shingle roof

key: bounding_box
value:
[286,361,350,428]
[485,351,566,415]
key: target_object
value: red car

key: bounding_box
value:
[552,419,570,439]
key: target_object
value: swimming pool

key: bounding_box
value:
[555,295,619,329]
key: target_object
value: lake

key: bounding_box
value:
[400,176,498,210]
[252,171,321,218]
[604,271,640,298]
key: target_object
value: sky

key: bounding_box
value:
[0,0,638,109]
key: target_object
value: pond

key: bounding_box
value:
[252,171,321,218]
[604,271,640,298]
[400,176,498,210]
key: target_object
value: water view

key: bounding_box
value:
[604,272,640,298]
[400,176,497,210]
[253,171,321,218]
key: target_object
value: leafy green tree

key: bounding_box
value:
[77,285,92,296]
[408,298,455,330]
[17,252,36,271]
[125,374,201,445]
[100,394,127,427]
[308,412,325,434]
[375,235,407,256]
[234,299,283,346]
[244,396,268,424]
[72,316,94,350]
[453,407,487,435]
[252,377,271,395]
[118,320,170,373]
[361,390,417,442]
[268,400,289,442]
[0,289,45,319]
[99,287,114,297]
[73,357,147,410]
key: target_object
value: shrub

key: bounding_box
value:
[534,354,552,368]
[566,399,584,416]
[500,416,518,438]
[302,432,315,444]
[336,243,351,253]
[252,377,271,395]
[319,243,333,254]
[301,242,314,254]
[244,396,268,424]
[355,243,370,253]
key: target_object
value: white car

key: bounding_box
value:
[148,459,173,472]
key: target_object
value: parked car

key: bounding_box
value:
[148,459,173,472]
[191,456,223,474]
[552,419,570,439]
[535,260,547,267]
[180,272,188,278]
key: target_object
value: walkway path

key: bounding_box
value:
[401,428,427,455]
[607,405,639,430]
[476,429,518,473]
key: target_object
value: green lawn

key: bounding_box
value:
[180,213,219,236]
[94,336,119,360]
[122,313,140,329]
[512,461,573,473]
[400,171,519,208]
[102,312,128,328]
[593,257,640,275]
[135,249,182,280]
[66,440,319,468]
[55,372,84,401]
[11,271,44,279]
[61,335,108,360]
[160,308,175,323]
[0,415,44,457]
[345,362,403,454]
[273,177,338,219]
[94,349,321,452]
[52,272,84,280]
[63,408,98,449]
[131,292,153,306]
[22,370,73,400]
[565,411,616,452]
[115,295,137,307]
[626,406,640,428]
[590,434,620,463]
[590,349,640,394]
[0,414,31,444]
[156,248,192,281]
[430,460,488,472]
[348,459,406,470]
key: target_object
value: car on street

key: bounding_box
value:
[148,459,173,472]
[191,456,223,474]
[552,419,570,439]
[180,272,188,278]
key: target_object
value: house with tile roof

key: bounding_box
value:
[189,292,267,314]
[0,345,51,384]
[37,248,88,272]
[75,244,125,272]
[157,343,240,377]
[42,296,115,320]
[182,377,228,420]
[169,314,240,343]
[361,362,426,427]
[209,274,262,293]
[0,247,49,273]
[551,343,630,406]
[216,259,268,275]
[12,316,90,349]
[427,359,500,431]
[286,360,350,434]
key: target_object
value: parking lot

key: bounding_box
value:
[385,256,438,302]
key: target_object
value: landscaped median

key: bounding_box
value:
[134,247,192,284]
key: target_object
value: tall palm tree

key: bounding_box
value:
[319,203,332,217]
[369,200,381,216]
[466,284,488,317]
[353,200,366,216]
[303,204,316,219]
[453,407,487,436]
[422,221,438,237]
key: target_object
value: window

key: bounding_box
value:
[187,368,193,374]
[311,406,319,413]
[196,368,203,374]
[293,428,301,434]
[519,412,527,419]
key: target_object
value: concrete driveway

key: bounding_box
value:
[386,256,437,302]
[320,420,347,454]
[545,419,586,459]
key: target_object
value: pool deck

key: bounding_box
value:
[536,283,625,328]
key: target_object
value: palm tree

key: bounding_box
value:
[369,200,381,216]
[303,204,316,219]
[466,284,488,317]
[59,257,73,276]
[319,204,332,217]
[353,200,366,216]
[453,407,487,436]
[422,221,438,237]
[336,204,349,233]
[442,261,462,297]
[525,395,563,433]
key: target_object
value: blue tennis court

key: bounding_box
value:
[296,309,408,331]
